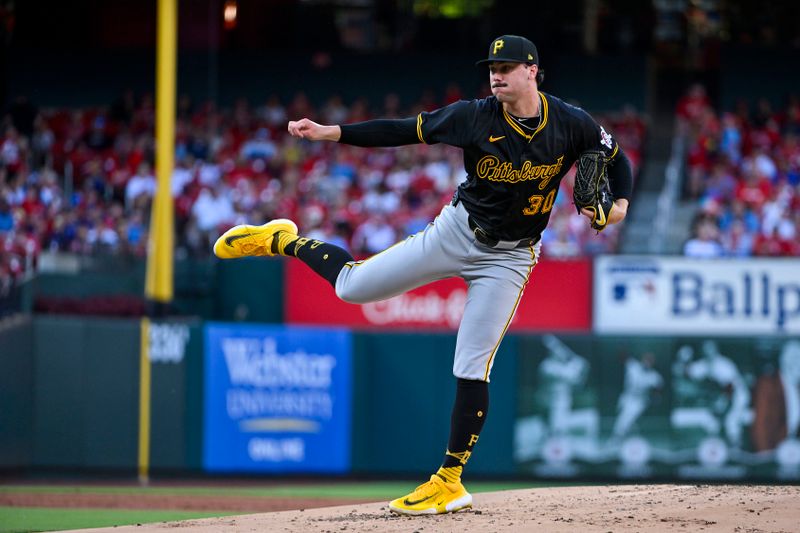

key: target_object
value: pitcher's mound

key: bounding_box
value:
[65,484,800,533]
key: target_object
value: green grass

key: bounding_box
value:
[0,507,240,533]
[0,481,586,532]
[0,481,565,500]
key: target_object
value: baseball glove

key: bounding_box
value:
[573,150,615,232]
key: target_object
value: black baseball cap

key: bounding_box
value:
[476,35,539,66]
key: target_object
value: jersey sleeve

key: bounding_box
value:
[339,118,419,146]
[572,107,633,200]
[417,100,475,147]
[571,107,619,161]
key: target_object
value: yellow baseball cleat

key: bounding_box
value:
[388,475,472,515]
[213,219,298,259]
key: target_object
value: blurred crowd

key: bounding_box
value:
[680,84,800,257]
[0,89,645,292]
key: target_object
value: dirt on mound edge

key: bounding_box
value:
[58,484,800,533]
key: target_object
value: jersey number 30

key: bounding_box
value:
[523,189,556,216]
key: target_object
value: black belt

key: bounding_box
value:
[467,216,538,250]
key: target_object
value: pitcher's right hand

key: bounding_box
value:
[287,119,341,142]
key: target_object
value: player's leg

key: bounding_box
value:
[213,217,357,288]
[389,243,538,516]
[331,204,472,302]
[213,219,299,259]
[453,244,538,382]
[443,250,537,470]
[215,205,470,303]
[331,230,462,303]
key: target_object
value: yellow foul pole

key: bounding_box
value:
[141,0,176,484]
[138,317,152,484]
[145,0,176,304]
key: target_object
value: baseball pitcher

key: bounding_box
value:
[214,34,633,515]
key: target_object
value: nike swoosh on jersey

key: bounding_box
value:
[225,234,250,246]
[489,135,506,142]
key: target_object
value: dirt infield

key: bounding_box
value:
[60,484,800,533]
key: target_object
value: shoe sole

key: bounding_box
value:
[388,494,473,516]
[213,219,297,258]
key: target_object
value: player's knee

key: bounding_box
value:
[335,284,370,304]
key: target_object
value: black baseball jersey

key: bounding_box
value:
[416,93,623,242]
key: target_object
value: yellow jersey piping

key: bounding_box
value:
[416,113,425,144]
[502,92,548,142]
[482,245,538,381]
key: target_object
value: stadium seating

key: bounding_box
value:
[0,91,647,291]
[680,85,800,257]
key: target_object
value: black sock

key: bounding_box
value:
[441,378,489,471]
[286,237,354,288]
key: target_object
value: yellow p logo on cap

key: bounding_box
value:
[493,39,504,55]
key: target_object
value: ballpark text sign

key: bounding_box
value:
[594,256,800,334]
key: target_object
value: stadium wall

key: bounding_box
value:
[1,319,797,481]
[0,316,34,468]
[2,256,798,481]
[1,317,520,475]
[33,257,284,323]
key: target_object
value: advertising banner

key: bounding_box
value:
[594,256,800,335]
[514,335,800,480]
[285,259,591,332]
[204,323,351,473]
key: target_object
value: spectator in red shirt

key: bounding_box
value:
[676,84,711,125]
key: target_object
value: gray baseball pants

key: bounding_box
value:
[335,202,540,381]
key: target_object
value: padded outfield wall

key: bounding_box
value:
[0,256,797,480]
